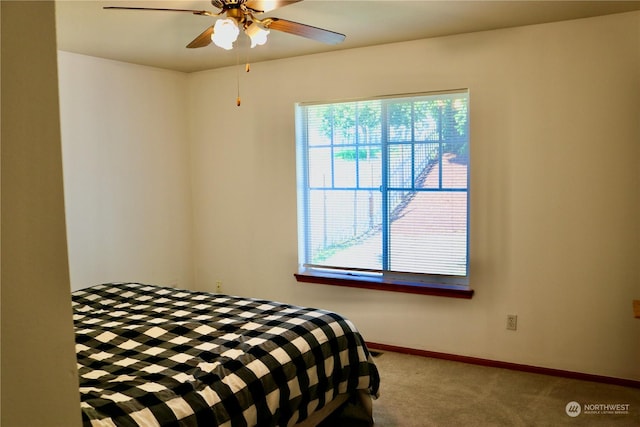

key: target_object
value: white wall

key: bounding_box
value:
[188,12,640,381]
[58,52,194,291]
[1,2,81,425]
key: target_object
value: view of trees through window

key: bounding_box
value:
[298,91,469,278]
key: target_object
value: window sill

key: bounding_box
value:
[294,272,474,299]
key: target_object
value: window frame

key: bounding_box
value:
[295,90,473,299]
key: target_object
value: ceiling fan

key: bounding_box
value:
[104,0,346,51]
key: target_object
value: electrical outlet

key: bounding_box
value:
[506,314,518,331]
[216,281,222,293]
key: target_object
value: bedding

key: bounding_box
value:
[72,283,380,426]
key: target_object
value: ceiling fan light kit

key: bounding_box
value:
[104,0,345,51]
[104,0,345,105]
[212,18,241,50]
[245,22,270,48]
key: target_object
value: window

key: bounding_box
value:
[295,90,472,298]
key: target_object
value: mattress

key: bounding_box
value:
[72,283,380,426]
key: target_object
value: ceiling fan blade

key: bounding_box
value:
[264,18,345,45]
[245,0,302,13]
[103,6,215,16]
[187,26,214,48]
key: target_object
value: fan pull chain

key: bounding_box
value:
[235,40,253,106]
[239,62,249,105]
[245,42,251,73]
[237,65,249,106]
[236,49,242,107]
[236,42,252,106]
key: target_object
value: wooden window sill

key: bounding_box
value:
[294,272,474,299]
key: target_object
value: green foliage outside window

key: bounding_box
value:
[319,96,468,160]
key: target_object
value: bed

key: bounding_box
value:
[72,282,380,426]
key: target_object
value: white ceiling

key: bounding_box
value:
[56,0,640,73]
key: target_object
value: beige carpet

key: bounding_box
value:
[370,351,639,427]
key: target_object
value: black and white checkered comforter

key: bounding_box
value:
[73,283,380,427]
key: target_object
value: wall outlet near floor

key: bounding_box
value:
[216,281,222,293]
[506,314,518,331]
